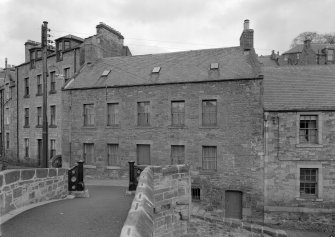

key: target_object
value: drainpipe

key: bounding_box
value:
[263,112,269,225]
[16,66,19,165]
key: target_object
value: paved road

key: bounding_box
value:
[1,185,133,237]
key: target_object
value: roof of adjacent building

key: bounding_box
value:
[65,47,262,90]
[264,65,335,111]
[283,43,334,55]
[55,34,84,42]
[258,55,279,67]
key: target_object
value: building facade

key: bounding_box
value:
[14,23,131,166]
[61,20,265,222]
[263,65,335,232]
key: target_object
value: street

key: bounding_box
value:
[1,185,133,237]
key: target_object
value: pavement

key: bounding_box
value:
[0,179,133,237]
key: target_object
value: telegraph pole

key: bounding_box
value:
[41,21,49,168]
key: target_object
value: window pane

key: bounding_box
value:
[171,145,185,164]
[107,144,118,166]
[300,168,318,196]
[84,143,94,164]
[137,102,150,126]
[202,146,217,170]
[107,103,119,125]
[202,100,217,126]
[171,101,185,126]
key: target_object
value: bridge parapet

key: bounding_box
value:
[0,168,68,217]
[120,165,191,237]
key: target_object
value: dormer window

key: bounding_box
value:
[37,50,42,59]
[64,41,71,50]
[56,41,63,61]
[30,50,36,69]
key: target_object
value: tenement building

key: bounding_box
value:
[62,20,265,222]
[263,65,335,231]
[14,23,131,166]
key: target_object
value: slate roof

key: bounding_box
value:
[264,65,335,111]
[65,47,262,90]
[283,43,333,55]
[258,55,279,67]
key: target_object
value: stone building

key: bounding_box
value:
[0,63,17,168]
[263,65,335,231]
[14,23,131,166]
[62,20,265,222]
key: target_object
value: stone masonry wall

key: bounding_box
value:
[265,111,335,232]
[0,168,68,216]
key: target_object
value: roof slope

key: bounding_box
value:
[258,55,279,67]
[283,43,333,54]
[264,65,335,111]
[66,47,261,89]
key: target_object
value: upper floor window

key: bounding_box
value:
[202,100,217,127]
[50,139,56,158]
[30,50,36,69]
[37,50,42,59]
[171,101,185,126]
[36,74,42,95]
[64,67,70,84]
[64,40,71,50]
[24,108,29,127]
[300,168,318,197]
[50,71,56,93]
[137,102,150,126]
[37,107,42,127]
[107,103,119,126]
[83,104,95,126]
[299,115,318,144]
[24,77,29,97]
[24,138,29,158]
[171,145,185,165]
[56,41,63,61]
[50,105,56,126]
[202,146,217,170]
[137,144,151,165]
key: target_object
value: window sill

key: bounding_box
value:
[106,125,120,129]
[106,166,121,170]
[84,165,96,169]
[296,197,323,202]
[23,95,30,99]
[82,126,96,129]
[296,144,323,148]
[49,90,57,95]
[49,125,57,128]
[169,125,187,129]
[199,126,218,129]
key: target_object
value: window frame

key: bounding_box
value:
[171,101,185,126]
[202,146,217,171]
[201,99,217,127]
[107,143,119,166]
[24,77,30,97]
[83,143,94,165]
[24,138,30,158]
[50,71,56,93]
[36,74,42,96]
[24,108,30,127]
[50,139,56,158]
[107,103,119,126]
[136,144,151,165]
[296,112,322,147]
[137,101,150,126]
[37,107,42,127]
[64,67,70,84]
[296,164,323,200]
[83,104,95,127]
[50,105,56,127]
[171,145,185,165]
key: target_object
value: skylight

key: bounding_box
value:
[152,67,161,73]
[102,70,111,76]
[210,63,219,70]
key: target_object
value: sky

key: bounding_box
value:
[1,0,335,67]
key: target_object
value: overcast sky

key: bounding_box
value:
[1,0,335,67]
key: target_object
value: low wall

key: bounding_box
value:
[0,168,68,217]
[120,165,191,237]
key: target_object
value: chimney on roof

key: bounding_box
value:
[96,22,124,44]
[24,40,40,63]
[304,39,311,49]
[240,19,254,51]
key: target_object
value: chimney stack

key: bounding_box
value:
[240,19,254,51]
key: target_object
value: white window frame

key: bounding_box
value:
[296,112,322,147]
[296,163,323,200]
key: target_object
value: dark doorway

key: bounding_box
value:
[225,190,242,219]
[37,139,42,167]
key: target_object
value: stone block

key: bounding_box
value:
[5,170,20,184]
[36,169,48,178]
[57,168,66,176]
[0,174,3,187]
[21,169,35,180]
[13,187,23,198]
[48,169,57,177]
[162,166,178,176]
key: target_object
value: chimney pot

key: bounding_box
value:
[244,19,250,30]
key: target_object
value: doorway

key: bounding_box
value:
[225,190,243,219]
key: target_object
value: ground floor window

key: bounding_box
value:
[300,168,318,197]
[107,144,118,166]
[137,144,150,165]
[83,143,94,165]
